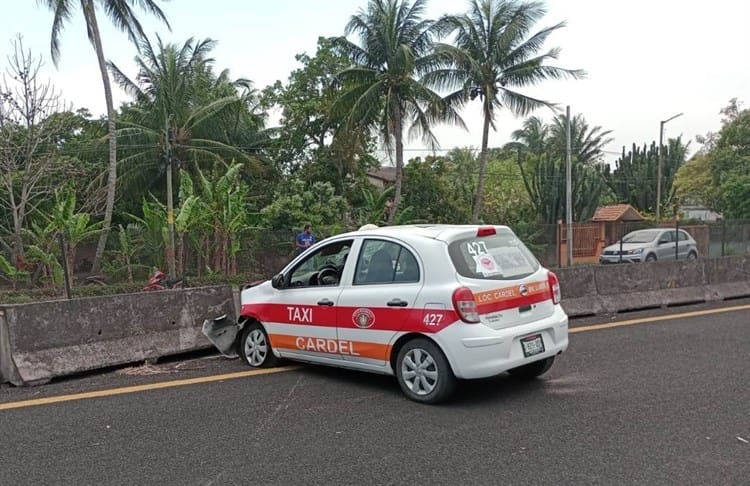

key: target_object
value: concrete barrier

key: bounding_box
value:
[552,266,605,317]
[558,255,750,317]
[0,285,235,386]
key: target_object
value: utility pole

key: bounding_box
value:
[165,118,176,280]
[656,112,683,223]
[566,105,573,267]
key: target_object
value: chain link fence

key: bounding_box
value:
[228,219,750,275]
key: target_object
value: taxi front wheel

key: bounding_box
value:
[238,322,279,368]
[396,338,456,404]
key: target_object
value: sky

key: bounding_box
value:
[2,0,749,164]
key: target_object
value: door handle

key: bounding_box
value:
[317,299,334,306]
[387,298,408,307]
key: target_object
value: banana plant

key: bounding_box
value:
[22,221,63,289]
[174,170,207,275]
[112,223,146,282]
[0,254,30,290]
[128,199,168,269]
[358,185,418,226]
[196,162,253,274]
[46,187,105,289]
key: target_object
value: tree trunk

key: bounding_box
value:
[387,102,404,225]
[11,208,24,266]
[85,3,117,275]
[125,255,133,283]
[176,233,184,276]
[471,102,492,224]
[213,224,222,272]
[66,248,76,291]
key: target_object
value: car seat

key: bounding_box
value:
[365,249,394,283]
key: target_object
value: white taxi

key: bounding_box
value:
[203,225,569,403]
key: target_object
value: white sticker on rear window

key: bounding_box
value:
[474,254,503,276]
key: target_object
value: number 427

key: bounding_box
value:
[423,313,444,326]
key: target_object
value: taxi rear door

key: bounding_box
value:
[336,238,424,369]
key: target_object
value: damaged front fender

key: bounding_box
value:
[202,315,241,357]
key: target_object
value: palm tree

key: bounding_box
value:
[428,0,584,223]
[548,113,613,165]
[509,114,611,223]
[332,0,464,224]
[39,0,170,274]
[110,36,267,194]
[511,116,549,155]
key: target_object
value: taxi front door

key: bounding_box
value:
[266,240,352,363]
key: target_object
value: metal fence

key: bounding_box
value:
[222,219,750,277]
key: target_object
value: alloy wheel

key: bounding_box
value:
[400,348,439,396]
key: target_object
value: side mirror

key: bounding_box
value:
[271,273,285,289]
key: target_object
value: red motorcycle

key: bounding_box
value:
[143,270,185,291]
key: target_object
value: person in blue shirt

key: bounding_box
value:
[295,224,316,254]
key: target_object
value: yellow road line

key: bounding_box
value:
[0,366,300,411]
[2,303,749,412]
[570,303,750,334]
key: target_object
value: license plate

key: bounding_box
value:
[521,334,545,357]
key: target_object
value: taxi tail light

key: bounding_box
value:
[548,271,561,304]
[452,287,480,323]
[476,226,496,237]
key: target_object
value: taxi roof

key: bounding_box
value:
[336,224,513,243]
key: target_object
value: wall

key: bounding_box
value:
[557,255,750,317]
[0,285,235,386]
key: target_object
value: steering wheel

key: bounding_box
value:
[318,265,340,286]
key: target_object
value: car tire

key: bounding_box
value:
[687,251,698,261]
[508,356,555,379]
[237,322,279,368]
[645,253,657,262]
[396,338,456,404]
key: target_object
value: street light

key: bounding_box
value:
[656,112,683,223]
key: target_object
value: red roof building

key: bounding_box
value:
[591,204,644,222]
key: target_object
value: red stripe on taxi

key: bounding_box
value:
[242,303,459,333]
[474,280,551,315]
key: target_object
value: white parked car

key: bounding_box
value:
[599,228,699,264]
[203,225,569,403]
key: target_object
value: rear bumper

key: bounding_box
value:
[434,306,569,380]
[599,254,642,264]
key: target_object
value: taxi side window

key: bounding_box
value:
[354,240,419,285]
[288,240,352,288]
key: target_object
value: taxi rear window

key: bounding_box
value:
[448,229,539,280]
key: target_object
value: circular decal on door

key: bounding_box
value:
[352,308,376,329]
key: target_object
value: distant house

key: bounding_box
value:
[592,204,646,246]
[366,166,397,188]
[591,204,645,223]
[681,205,722,222]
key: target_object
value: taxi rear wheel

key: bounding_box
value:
[396,338,456,404]
[238,322,279,368]
[508,356,555,379]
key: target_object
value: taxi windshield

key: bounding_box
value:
[448,229,539,280]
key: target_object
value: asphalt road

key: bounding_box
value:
[1,302,748,486]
